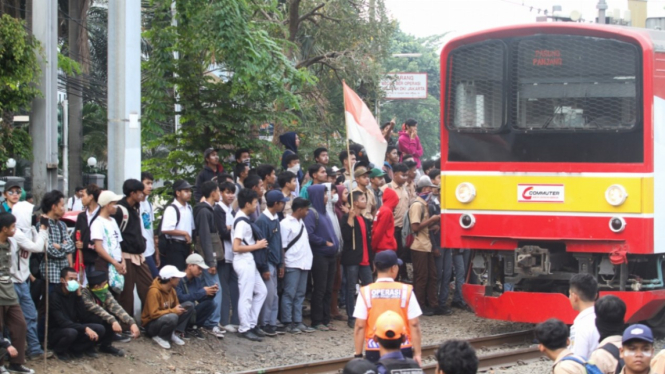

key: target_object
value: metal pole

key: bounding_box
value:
[108,1,142,192]
[172,1,181,134]
[63,99,69,200]
[31,0,59,201]
[597,0,608,24]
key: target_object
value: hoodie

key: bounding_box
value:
[195,164,224,201]
[371,187,398,252]
[142,277,181,324]
[193,201,218,268]
[304,184,339,257]
[398,130,424,168]
[49,286,92,335]
[113,197,147,255]
[279,131,303,182]
[11,201,47,283]
[324,182,343,250]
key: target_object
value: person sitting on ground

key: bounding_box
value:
[589,295,627,374]
[621,324,654,374]
[80,270,141,357]
[374,310,423,374]
[569,273,600,359]
[535,318,585,374]
[141,265,195,349]
[435,339,478,374]
[174,254,224,339]
[49,267,106,362]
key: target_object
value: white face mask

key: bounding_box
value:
[288,165,300,174]
[331,194,339,204]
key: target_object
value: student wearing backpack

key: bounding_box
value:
[232,189,268,342]
[140,172,160,278]
[113,179,154,317]
[589,296,626,374]
[160,180,195,271]
[535,319,586,374]
[90,191,126,279]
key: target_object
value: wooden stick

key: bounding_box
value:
[342,80,356,250]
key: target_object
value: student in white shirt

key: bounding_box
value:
[67,186,85,211]
[90,191,126,276]
[160,180,195,271]
[215,182,240,332]
[568,273,600,359]
[280,197,315,334]
[140,172,159,277]
[232,188,268,342]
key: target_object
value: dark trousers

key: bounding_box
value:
[395,228,409,281]
[144,301,194,339]
[0,305,26,364]
[86,315,114,348]
[331,258,342,318]
[118,260,153,317]
[218,261,240,326]
[344,265,373,323]
[49,323,105,355]
[310,255,336,326]
[411,250,438,309]
[162,240,191,271]
[194,299,215,328]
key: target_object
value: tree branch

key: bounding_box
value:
[295,50,348,69]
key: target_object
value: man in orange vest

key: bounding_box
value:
[353,250,423,364]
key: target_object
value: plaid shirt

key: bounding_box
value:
[39,218,76,284]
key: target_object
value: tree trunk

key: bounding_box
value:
[67,0,85,194]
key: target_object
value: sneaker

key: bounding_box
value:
[275,324,286,335]
[275,321,285,328]
[348,320,355,329]
[113,333,132,343]
[312,324,329,332]
[186,328,205,340]
[222,324,238,333]
[261,325,277,337]
[296,323,315,333]
[171,333,186,346]
[451,301,473,312]
[326,323,338,331]
[7,364,34,374]
[332,314,348,321]
[71,351,84,359]
[55,352,71,361]
[26,350,52,361]
[202,326,225,339]
[252,326,267,337]
[421,307,434,317]
[152,336,171,349]
[434,306,453,316]
[0,366,8,374]
[239,330,263,342]
[99,345,125,357]
[84,347,99,358]
[286,323,301,334]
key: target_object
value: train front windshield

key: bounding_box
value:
[446,34,643,163]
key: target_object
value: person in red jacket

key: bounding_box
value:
[372,188,399,253]
[397,119,424,169]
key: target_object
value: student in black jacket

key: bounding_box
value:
[112,179,153,317]
[73,184,101,271]
[195,148,224,202]
[49,267,108,361]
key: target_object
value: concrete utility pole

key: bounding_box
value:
[597,0,608,24]
[67,0,85,196]
[31,0,59,202]
[107,1,142,192]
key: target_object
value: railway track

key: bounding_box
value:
[243,330,542,374]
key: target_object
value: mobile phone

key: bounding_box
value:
[39,216,49,227]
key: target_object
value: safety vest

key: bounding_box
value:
[360,281,413,352]
[377,358,423,374]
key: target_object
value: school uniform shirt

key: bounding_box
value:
[139,200,156,258]
[162,200,194,242]
[588,335,622,374]
[409,197,431,253]
[90,216,123,262]
[651,349,665,373]
[381,181,408,228]
[280,215,312,270]
[568,307,600,360]
[231,210,255,261]
[217,202,235,263]
[67,196,84,211]
[551,349,586,374]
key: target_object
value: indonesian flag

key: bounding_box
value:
[343,81,387,166]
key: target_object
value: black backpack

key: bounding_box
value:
[157,204,181,254]
[232,216,265,245]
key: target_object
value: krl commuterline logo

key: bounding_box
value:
[517,184,565,203]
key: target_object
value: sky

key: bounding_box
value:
[384,0,665,40]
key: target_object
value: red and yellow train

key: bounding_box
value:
[440,23,665,325]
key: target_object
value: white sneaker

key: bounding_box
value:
[152,336,171,349]
[223,324,238,333]
[212,326,226,338]
[171,333,185,346]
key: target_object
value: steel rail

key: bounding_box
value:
[243,330,537,374]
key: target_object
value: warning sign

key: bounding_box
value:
[380,73,428,100]
[518,184,565,203]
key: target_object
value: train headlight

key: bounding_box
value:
[605,185,628,206]
[459,214,476,229]
[455,182,476,204]
[609,217,626,233]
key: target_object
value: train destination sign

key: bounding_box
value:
[517,184,565,203]
[380,73,428,100]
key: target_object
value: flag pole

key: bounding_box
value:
[342,80,356,250]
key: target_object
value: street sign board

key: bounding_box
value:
[380,73,428,100]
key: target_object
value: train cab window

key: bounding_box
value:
[511,35,639,131]
[447,40,506,131]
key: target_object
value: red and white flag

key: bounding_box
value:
[343,81,387,167]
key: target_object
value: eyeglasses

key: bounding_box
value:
[624,347,653,357]
[5,190,20,196]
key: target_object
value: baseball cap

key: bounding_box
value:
[204,147,218,159]
[98,191,124,207]
[369,168,385,179]
[622,324,654,344]
[416,175,436,189]
[173,180,193,192]
[3,182,21,193]
[159,265,187,280]
[354,166,370,178]
[374,311,407,340]
[343,359,377,374]
[374,250,403,270]
[186,253,209,270]
[266,190,289,205]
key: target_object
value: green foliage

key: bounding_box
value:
[379,30,447,159]
[82,102,108,165]
[58,52,82,76]
[0,14,42,168]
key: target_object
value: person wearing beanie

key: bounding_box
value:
[589,295,627,374]
[374,311,423,374]
[80,270,141,357]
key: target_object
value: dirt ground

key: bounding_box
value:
[36,306,533,374]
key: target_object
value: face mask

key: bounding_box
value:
[418,192,431,200]
[66,280,80,292]
[91,284,109,302]
[331,194,339,204]
[243,158,251,166]
[288,165,300,174]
